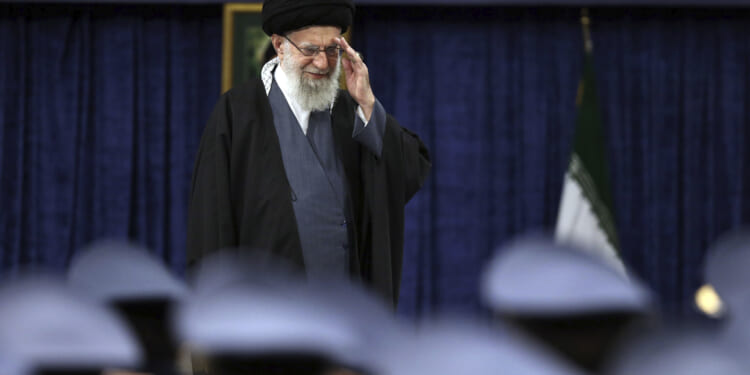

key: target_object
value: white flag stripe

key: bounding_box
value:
[556,171,627,276]
[568,154,618,241]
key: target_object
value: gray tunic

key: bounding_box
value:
[268,80,351,279]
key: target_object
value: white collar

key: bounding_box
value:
[261,57,278,95]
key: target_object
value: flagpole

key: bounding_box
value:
[581,8,593,54]
[577,8,593,107]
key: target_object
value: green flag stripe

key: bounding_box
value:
[568,153,621,251]
[572,52,618,217]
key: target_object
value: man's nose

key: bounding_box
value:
[312,51,329,70]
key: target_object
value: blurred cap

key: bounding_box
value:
[481,235,652,316]
[606,326,745,375]
[293,280,408,373]
[0,353,30,375]
[0,278,141,371]
[189,247,301,297]
[175,283,360,364]
[68,239,188,303]
[375,319,585,375]
[703,228,750,315]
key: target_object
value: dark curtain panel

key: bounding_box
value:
[354,7,750,318]
[355,7,581,318]
[593,8,750,317]
[0,5,221,276]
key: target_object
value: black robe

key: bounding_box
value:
[187,78,431,306]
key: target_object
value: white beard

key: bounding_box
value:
[280,45,341,112]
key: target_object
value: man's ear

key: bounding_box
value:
[271,35,284,57]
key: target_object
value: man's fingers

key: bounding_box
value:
[336,37,352,51]
[342,58,354,77]
[336,37,363,65]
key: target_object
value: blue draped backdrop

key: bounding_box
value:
[0,5,221,276]
[2,5,750,319]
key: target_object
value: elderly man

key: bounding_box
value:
[187,0,431,307]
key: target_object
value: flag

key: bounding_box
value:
[554,23,627,276]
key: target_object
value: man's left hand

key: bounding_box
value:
[336,37,375,121]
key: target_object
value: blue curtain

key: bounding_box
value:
[592,8,750,317]
[354,7,750,318]
[0,5,221,276]
[354,7,581,318]
[3,4,750,319]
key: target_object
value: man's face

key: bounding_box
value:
[278,26,342,81]
[275,26,342,112]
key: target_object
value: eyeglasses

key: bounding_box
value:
[284,35,341,58]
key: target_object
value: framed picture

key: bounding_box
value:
[222,3,352,93]
[222,3,270,93]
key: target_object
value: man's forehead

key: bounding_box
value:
[287,26,342,42]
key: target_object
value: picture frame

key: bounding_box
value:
[222,3,269,93]
[222,3,353,93]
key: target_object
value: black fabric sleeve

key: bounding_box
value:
[186,94,238,267]
[390,116,431,203]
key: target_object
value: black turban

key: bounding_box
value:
[262,0,355,36]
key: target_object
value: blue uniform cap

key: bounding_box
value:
[704,228,750,314]
[0,353,30,375]
[481,235,652,316]
[0,278,142,372]
[374,319,585,375]
[289,280,408,373]
[189,247,301,297]
[175,284,361,364]
[68,239,188,303]
[185,252,399,373]
[607,327,746,375]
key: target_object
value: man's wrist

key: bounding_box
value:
[360,104,373,122]
[358,95,376,122]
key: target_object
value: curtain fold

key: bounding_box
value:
[592,8,750,316]
[0,5,222,276]
[355,7,582,317]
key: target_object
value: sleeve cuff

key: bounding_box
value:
[352,99,386,158]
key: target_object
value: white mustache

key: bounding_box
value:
[303,69,329,75]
